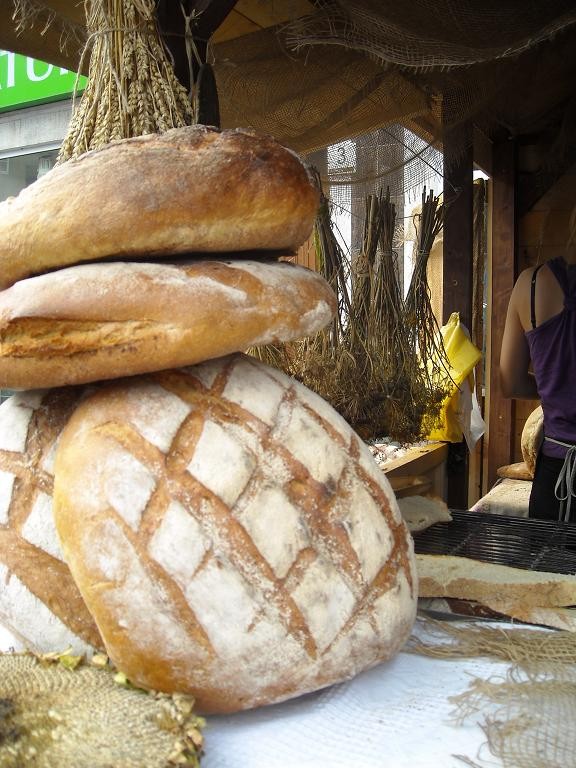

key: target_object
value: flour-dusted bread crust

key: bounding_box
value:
[53,353,417,713]
[0,390,102,654]
[397,494,452,533]
[521,405,543,478]
[0,259,336,389]
[0,126,320,290]
[417,553,576,608]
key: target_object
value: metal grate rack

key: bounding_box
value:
[413,510,576,575]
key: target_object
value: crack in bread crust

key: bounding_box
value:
[0,318,165,357]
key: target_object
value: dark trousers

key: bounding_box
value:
[529,452,565,521]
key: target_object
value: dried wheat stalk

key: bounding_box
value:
[58,0,195,163]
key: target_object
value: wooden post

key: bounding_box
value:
[155,0,238,127]
[443,123,474,329]
[485,136,517,492]
[442,120,474,509]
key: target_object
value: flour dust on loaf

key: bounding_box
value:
[53,353,417,714]
[0,389,102,654]
[0,125,320,290]
[0,259,336,389]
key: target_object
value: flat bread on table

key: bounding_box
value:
[397,494,452,532]
[417,553,576,608]
[496,461,533,481]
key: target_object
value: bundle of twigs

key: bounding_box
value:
[404,188,452,417]
[327,189,432,440]
[252,185,450,443]
[370,188,405,371]
[312,173,351,343]
[288,189,436,442]
[248,178,350,374]
[58,0,195,163]
[258,188,351,401]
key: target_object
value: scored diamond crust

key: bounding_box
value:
[54,353,417,712]
[0,389,101,652]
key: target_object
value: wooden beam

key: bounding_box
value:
[442,122,474,329]
[518,145,576,217]
[485,136,517,492]
[442,120,474,510]
[473,126,493,178]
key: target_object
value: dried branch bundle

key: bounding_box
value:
[58,0,195,163]
[252,184,450,442]
[404,188,452,423]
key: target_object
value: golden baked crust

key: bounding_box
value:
[496,461,533,480]
[521,405,543,478]
[53,354,417,713]
[0,259,336,389]
[0,126,320,289]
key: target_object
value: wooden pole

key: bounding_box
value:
[485,136,517,492]
[442,119,474,509]
[155,0,238,127]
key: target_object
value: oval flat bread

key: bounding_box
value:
[0,259,336,389]
[0,126,320,290]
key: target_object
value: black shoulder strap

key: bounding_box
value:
[531,264,544,329]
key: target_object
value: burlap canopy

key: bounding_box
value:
[3,0,576,154]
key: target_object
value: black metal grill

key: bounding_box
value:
[413,510,576,575]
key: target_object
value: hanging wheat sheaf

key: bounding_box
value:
[55,0,196,162]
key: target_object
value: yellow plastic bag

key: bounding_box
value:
[427,312,482,442]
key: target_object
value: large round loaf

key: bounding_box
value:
[53,353,417,713]
[0,389,102,654]
[0,126,319,290]
[0,259,336,389]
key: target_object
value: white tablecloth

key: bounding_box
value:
[0,623,505,768]
[202,646,504,768]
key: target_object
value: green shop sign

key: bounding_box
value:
[0,50,86,112]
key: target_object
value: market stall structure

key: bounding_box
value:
[1,3,576,767]
[2,0,576,508]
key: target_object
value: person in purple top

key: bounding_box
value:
[500,217,576,522]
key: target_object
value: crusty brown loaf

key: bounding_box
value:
[53,353,417,714]
[0,259,336,389]
[496,461,532,481]
[521,405,544,478]
[0,126,320,290]
[0,389,102,653]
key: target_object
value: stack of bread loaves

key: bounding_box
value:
[0,125,417,714]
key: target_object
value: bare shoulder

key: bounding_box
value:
[511,261,565,330]
[509,267,535,330]
[514,266,538,295]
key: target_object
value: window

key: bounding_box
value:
[1,148,59,403]
[0,148,58,202]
